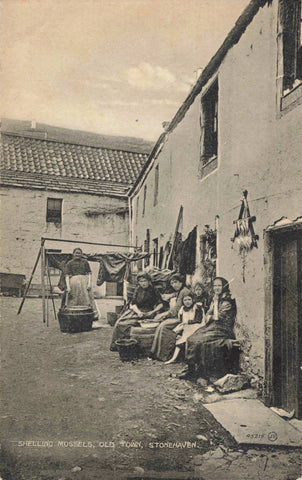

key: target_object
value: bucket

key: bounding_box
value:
[58,306,94,333]
[115,338,138,362]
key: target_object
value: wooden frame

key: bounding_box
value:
[264,222,302,417]
[18,236,139,320]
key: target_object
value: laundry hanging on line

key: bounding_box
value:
[46,252,149,290]
[96,252,149,286]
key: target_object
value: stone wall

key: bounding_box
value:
[0,187,129,288]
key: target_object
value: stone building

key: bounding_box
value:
[129,0,302,416]
[0,119,152,295]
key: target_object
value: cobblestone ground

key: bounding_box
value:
[1,298,301,480]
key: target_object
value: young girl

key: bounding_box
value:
[165,292,203,364]
[193,282,210,316]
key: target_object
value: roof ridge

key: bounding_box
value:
[0,131,150,156]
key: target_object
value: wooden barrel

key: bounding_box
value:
[58,306,94,333]
[130,325,157,357]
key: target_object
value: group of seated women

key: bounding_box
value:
[110,272,239,381]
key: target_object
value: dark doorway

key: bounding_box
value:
[272,227,302,418]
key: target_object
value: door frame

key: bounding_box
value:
[263,221,302,417]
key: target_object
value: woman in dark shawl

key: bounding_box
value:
[180,277,238,379]
[110,272,163,351]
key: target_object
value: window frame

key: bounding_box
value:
[154,164,159,207]
[142,184,147,217]
[46,198,63,224]
[280,0,302,92]
[135,196,139,224]
[199,78,219,179]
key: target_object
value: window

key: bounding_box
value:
[154,165,159,206]
[135,196,139,224]
[142,185,147,217]
[46,198,62,224]
[144,229,150,267]
[280,0,302,91]
[201,80,218,164]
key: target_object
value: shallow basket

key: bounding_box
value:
[115,338,138,362]
[58,306,94,333]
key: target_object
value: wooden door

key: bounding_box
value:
[273,229,302,418]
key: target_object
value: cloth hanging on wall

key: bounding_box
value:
[169,232,183,270]
[179,226,197,275]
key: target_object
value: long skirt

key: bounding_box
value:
[66,275,99,321]
[110,309,141,351]
[185,325,236,378]
[175,323,203,346]
[150,317,179,361]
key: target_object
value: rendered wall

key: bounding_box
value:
[131,1,302,384]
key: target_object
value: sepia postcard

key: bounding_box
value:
[0,0,302,479]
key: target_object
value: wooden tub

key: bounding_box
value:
[58,306,94,333]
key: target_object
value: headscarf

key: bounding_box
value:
[212,277,231,296]
[169,273,185,285]
[72,247,83,256]
[137,272,152,282]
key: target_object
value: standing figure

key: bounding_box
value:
[65,248,99,320]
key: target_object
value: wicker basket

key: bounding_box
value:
[115,338,138,362]
[58,306,94,333]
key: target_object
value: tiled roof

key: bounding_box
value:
[0,170,130,197]
[0,133,150,197]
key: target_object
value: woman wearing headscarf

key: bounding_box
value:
[110,272,163,351]
[180,277,238,379]
[149,273,191,361]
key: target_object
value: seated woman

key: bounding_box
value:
[110,272,163,351]
[180,277,239,380]
[65,248,99,320]
[149,274,191,361]
[165,292,203,364]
